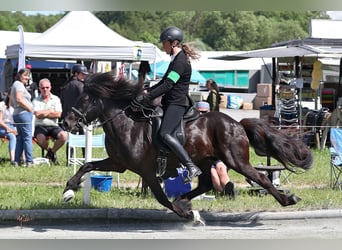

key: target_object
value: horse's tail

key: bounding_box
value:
[240,118,313,172]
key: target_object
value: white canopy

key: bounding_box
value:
[211,45,322,61]
[5,11,157,61]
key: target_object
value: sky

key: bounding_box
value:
[22,11,64,16]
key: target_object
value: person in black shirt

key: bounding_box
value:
[60,64,88,157]
[132,26,202,183]
[60,64,88,122]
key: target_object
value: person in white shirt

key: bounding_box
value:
[33,78,67,164]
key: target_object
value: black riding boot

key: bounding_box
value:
[162,134,202,183]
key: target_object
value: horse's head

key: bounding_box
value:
[63,72,145,131]
[63,91,103,132]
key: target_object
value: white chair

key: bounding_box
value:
[67,132,120,188]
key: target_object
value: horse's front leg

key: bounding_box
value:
[63,158,118,202]
[63,162,93,202]
[142,175,192,219]
[179,170,212,201]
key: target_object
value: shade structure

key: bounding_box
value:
[211,45,322,61]
[5,11,157,62]
[151,61,206,83]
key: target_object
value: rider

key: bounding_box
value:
[132,26,202,183]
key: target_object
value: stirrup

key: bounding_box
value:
[156,150,169,177]
[182,164,202,184]
[182,171,192,184]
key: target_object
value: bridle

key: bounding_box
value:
[71,96,129,128]
[71,93,160,129]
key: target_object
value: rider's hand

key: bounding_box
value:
[131,94,152,109]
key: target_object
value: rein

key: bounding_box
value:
[72,104,130,128]
[72,96,157,129]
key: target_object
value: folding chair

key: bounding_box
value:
[67,132,120,188]
[329,128,342,191]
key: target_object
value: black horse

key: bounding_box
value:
[62,72,313,220]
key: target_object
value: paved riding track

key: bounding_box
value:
[1,208,342,239]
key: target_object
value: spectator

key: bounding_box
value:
[205,79,221,111]
[0,88,17,164]
[10,68,34,167]
[25,64,38,101]
[60,64,88,123]
[210,160,236,199]
[196,101,236,199]
[33,78,67,164]
[60,64,88,158]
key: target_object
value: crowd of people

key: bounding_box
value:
[0,63,88,167]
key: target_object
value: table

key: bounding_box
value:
[248,165,290,196]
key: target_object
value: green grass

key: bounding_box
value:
[0,140,341,212]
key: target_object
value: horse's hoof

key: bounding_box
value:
[288,194,302,205]
[191,210,206,226]
[63,189,75,202]
[172,197,192,218]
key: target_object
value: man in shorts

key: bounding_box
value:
[33,78,68,164]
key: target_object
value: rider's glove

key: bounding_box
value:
[131,94,152,109]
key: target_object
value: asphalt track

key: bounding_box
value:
[1,207,342,222]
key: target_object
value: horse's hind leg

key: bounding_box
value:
[235,162,300,206]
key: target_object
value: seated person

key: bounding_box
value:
[0,89,17,164]
[196,101,236,199]
[33,78,68,164]
[211,160,236,199]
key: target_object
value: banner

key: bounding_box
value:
[17,25,25,72]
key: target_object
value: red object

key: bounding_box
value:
[118,63,125,79]
[26,64,32,69]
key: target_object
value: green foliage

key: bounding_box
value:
[0,11,64,32]
[0,11,329,51]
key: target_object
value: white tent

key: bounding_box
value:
[0,30,40,58]
[5,11,157,62]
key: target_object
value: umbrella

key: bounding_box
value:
[150,61,206,83]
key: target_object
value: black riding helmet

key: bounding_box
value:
[159,26,183,43]
[71,64,88,75]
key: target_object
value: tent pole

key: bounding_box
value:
[271,57,277,107]
[294,56,302,138]
[338,58,342,101]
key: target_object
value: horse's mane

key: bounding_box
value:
[83,72,144,100]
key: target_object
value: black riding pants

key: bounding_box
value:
[159,104,186,139]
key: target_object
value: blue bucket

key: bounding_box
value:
[90,175,113,192]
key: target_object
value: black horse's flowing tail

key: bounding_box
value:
[240,118,313,172]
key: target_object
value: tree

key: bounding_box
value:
[0,11,332,52]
